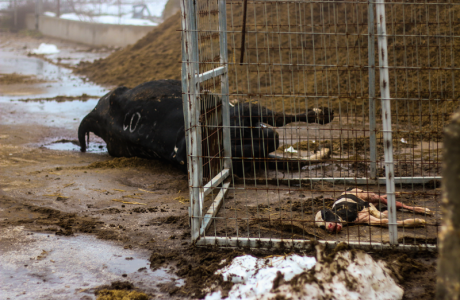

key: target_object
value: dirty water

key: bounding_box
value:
[0,227,184,300]
[1,50,110,150]
[42,139,107,153]
[0,51,108,102]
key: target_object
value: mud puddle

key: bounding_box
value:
[42,139,107,153]
[0,226,183,300]
[0,51,108,102]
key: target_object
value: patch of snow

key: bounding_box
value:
[59,12,157,26]
[56,0,167,20]
[206,251,403,300]
[0,2,10,10]
[284,146,298,153]
[31,43,60,54]
[401,138,408,144]
[205,255,316,300]
[44,11,56,17]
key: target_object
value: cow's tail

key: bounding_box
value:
[78,114,92,152]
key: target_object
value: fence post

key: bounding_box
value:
[437,111,460,299]
[180,0,203,242]
[218,0,232,170]
[35,0,40,30]
[375,0,397,245]
[368,0,377,180]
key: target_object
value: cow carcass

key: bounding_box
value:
[78,80,334,174]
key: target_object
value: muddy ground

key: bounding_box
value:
[0,31,439,299]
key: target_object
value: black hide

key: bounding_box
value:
[78,80,334,173]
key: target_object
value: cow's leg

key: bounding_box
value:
[355,211,387,225]
[396,218,426,227]
[356,212,425,228]
[345,188,431,215]
[368,203,388,219]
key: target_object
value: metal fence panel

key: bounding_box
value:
[181,0,459,250]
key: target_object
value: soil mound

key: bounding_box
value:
[76,3,459,131]
[76,12,182,88]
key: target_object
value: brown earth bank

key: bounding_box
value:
[76,3,460,133]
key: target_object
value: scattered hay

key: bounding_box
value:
[78,157,162,169]
[96,290,148,300]
[0,73,47,85]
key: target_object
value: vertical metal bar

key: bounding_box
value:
[35,0,40,30]
[368,0,377,180]
[181,28,193,228]
[218,0,232,170]
[13,0,17,30]
[376,0,397,245]
[180,0,203,242]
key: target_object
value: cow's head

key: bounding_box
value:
[315,209,343,233]
[78,86,130,155]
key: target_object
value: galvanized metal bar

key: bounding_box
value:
[368,0,377,180]
[239,176,441,186]
[218,0,232,170]
[197,66,227,83]
[376,0,397,245]
[196,237,437,252]
[202,168,230,197]
[181,28,192,223]
[200,182,231,236]
[180,0,203,242]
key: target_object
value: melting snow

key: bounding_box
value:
[284,146,298,153]
[58,13,157,26]
[31,43,60,54]
[205,251,403,300]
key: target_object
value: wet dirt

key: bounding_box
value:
[0,50,109,101]
[0,72,47,85]
[0,227,183,299]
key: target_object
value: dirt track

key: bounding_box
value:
[0,31,439,299]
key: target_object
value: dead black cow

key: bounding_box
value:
[78,80,334,174]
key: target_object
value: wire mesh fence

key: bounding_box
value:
[180,0,459,250]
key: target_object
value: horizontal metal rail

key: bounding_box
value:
[183,29,460,39]
[196,236,437,252]
[202,168,230,197]
[234,177,442,187]
[197,66,227,83]
[226,0,457,5]
[200,182,231,236]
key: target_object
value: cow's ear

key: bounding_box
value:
[109,86,129,108]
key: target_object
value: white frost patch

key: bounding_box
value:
[205,250,403,300]
[284,146,298,153]
[31,43,60,54]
